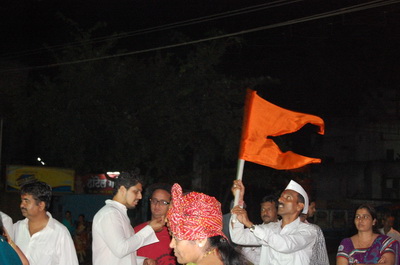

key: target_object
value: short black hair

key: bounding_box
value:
[147,183,172,197]
[260,195,278,210]
[21,181,52,210]
[381,209,393,219]
[113,170,143,195]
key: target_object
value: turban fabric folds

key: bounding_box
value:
[167,183,226,241]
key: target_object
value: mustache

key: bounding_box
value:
[20,208,27,211]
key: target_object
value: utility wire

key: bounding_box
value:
[1,0,399,73]
[0,0,301,60]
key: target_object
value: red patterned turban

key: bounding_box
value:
[167,183,226,241]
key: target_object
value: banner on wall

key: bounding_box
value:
[79,173,119,195]
[6,165,75,192]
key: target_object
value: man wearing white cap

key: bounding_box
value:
[230,179,317,265]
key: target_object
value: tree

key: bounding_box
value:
[19,24,269,193]
[133,33,247,191]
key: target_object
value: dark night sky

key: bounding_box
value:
[1,0,400,118]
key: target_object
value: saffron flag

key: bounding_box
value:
[239,89,325,170]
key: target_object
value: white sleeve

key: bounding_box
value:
[252,222,317,253]
[58,227,79,265]
[1,212,14,241]
[98,211,158,258]
[229,215,260,246]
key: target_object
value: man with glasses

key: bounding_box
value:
[92,171,165,265]
[134,183,176,265]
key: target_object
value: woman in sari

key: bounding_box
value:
[337,204,399,265]
[167,183,248,265]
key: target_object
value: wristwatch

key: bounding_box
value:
[249,224,256,233]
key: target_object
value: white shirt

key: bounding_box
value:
[13,212,78,265]
[92,199,159,265]
[308,223,329,265]
[241,245,261,265]
[0,211,14,240]
[379,227,400,243]
[230,217,317,265]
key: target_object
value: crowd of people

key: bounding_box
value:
[61,212,91,263]
[1,172,400,265]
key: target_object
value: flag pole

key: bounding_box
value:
[233,158,245,206]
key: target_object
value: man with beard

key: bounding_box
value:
[230,180,317,265]
[92,171,165,265]
[13,181,78,265]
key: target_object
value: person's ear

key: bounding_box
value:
[39,201,46,211]
[118,185,127,195]
[297,202,305,213]
[196,238,208,248]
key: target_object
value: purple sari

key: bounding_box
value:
[337,234,400,264]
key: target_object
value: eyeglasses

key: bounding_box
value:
[150,198,170,206]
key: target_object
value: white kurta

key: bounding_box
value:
[92,199,159,265]
[241,245,261,265]
[379,227,400,243]
[13,212,78,265]
[0,211,14,240]
[230,217,317,265]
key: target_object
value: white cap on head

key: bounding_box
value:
[285,180,309,214]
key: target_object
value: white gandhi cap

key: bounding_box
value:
[284,180,309,214]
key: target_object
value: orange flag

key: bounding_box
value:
[239,89,325,170]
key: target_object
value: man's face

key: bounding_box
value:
[260,201,278,224]
[150,189,171,219]
[308,201,316,218]
[278,190,303,217]
[122,183,143,209]
[20,193,43,219]
[383,216,395,229]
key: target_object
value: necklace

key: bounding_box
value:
[202,248,216,259]
[195,248,218,265]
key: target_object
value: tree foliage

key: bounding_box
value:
[15,26,255,191]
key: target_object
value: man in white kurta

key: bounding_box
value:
[92,199,159,265]
[225,181,279,265]
[92,171,164,265]
[14,212,78,265]
[230,180,317,265]
[13,181,78,265]
[379,213,400,243]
